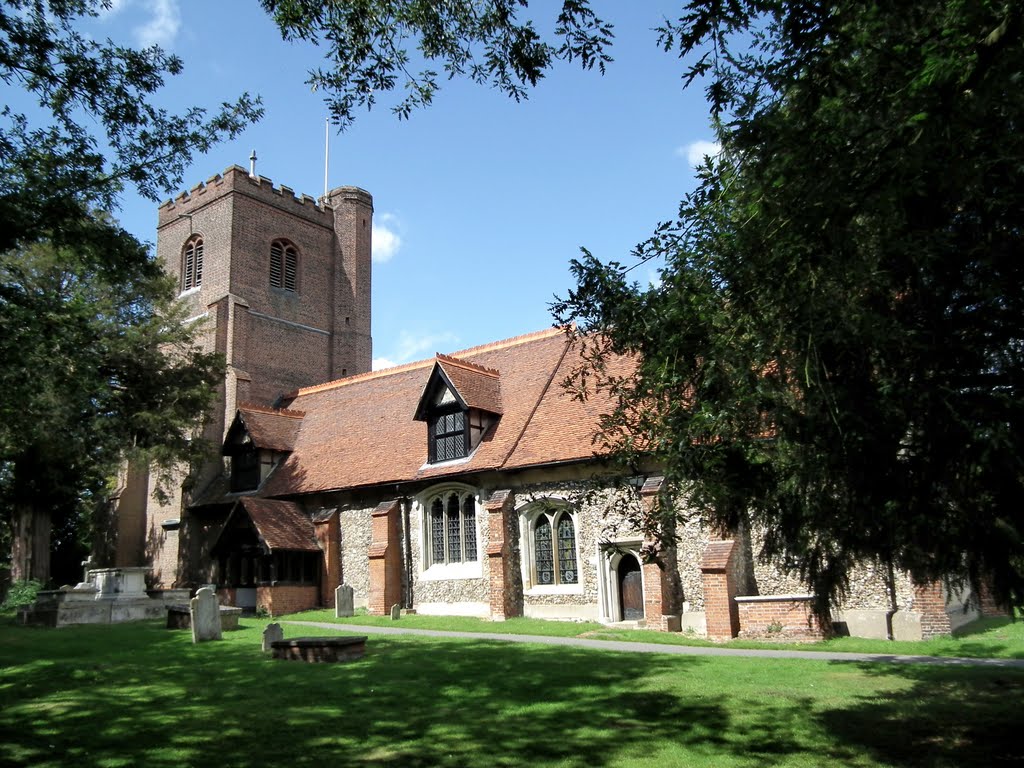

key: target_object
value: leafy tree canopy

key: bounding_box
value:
[262,0,613,128]
[0,0,262,253]
[554,0,1024,617]
[0,214,224,581]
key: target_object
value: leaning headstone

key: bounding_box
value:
[390,603,401,620]
[335,584,354,618]
[190,586,222,643]
[262,622,284,652]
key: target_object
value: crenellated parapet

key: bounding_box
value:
[158,165,335,228]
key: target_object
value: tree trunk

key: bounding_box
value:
[10,501,51,585]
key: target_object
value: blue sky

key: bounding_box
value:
[87,1,718,370]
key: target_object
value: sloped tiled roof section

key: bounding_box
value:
[436,355,503,414]
[240,498,319,552]
[261,327,627,496]
[235,404,305,452]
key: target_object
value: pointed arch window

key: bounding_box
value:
[425,489,478,567]
[522,505,579,589]
[270,240,298,292]
[182,236,203,291]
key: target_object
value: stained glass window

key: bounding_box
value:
[430,499,445,564]
[462,496,477,561]
[535,517,554,585]
[556,514,578,584]
[426,491,478,567]
[446,494,462,563]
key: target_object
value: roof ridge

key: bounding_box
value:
[290,326,568,399]
[435,353,500,378]
[238,402,306,419]
[450,326,565,358]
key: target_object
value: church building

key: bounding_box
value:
[116,165,1004,641]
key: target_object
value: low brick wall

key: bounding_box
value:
[735,594,824,641]
[257,585,319,616]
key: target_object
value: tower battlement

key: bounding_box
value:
[157,165,365,228]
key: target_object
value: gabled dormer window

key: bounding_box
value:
[414,355,503,465]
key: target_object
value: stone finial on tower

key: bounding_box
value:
[249,150,257,177]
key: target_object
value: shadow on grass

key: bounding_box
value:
[818,660,1024,767]
[1,621,1022,767]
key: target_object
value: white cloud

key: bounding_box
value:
[135,0,181,49]
[372,212,402,264]
[373,330,460,370]
[677,139,722,169]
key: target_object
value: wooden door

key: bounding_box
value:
[618,555,644,621]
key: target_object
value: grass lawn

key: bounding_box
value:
[290,608,1024,659]
[0,616,1021,767]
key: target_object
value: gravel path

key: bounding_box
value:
[283,620,1024,668]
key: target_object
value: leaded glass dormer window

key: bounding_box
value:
[430,406,468,462]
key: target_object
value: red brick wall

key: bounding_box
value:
[257,585,319,616]
[700,540,741,641]
[736,596,823,640]
[914,580,952,638]
[367,500,402,615]
[315,511,341,607]
[485,490,521,620]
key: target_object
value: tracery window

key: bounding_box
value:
[270,240,298,292]
[524,505,579,588]
[182,236,203,291]
[426,489,477,567]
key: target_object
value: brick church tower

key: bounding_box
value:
[111,165,373,587]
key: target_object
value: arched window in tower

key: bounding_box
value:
[270,240,298,292]
[182,236,203,291]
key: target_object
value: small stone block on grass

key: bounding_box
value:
[390,603,401,620]
[271,636,367,663]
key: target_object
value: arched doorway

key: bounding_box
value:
[618,554,644,621]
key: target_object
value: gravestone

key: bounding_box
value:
[390,603,401,620]
[262,622,284,652]
[335,585,354,618]
[190,586,222,643]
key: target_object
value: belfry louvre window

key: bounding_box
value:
[182,237,203,290]
[270,241,298,292]
[428,490,477,566]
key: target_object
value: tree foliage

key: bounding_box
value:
[0,217,224,581]
[262,0,613,128]
[554,1,1024,617]
[0,0,258,579]
[0,0,262,252]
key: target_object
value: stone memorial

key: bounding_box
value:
[262,622,284,652]
[190,586,222,643]
[390,603,401,620]
[335,584,354,618]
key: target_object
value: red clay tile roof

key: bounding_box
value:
[240,498,319,552]
[257,327,632,497]
[234,404,305,452]
[435,355,503,414]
